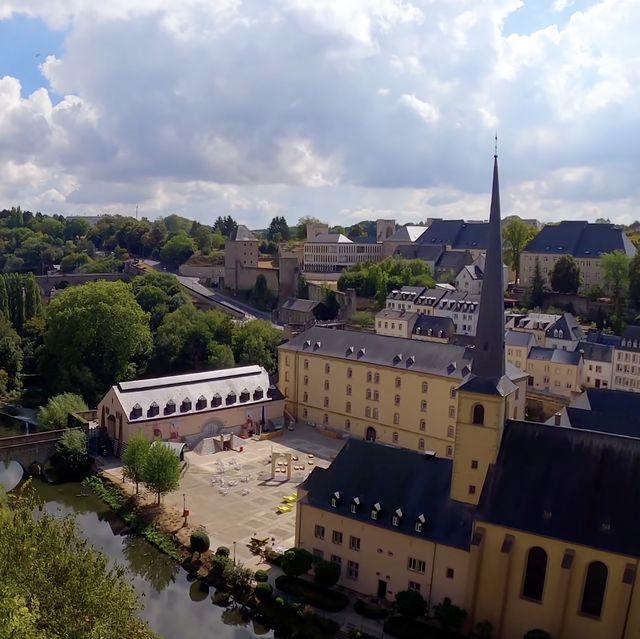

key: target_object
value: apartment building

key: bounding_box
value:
[544,313,584,351]
[526,347,583,397]
[578,341,614,390]
[506,312,561,347]
[520,221,635,291]
[505,330,535,371]
[303,233,383,273]
[612,326,640,392]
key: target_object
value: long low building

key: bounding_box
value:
[97,365,284,453]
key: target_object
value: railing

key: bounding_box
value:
[0,428,78,449]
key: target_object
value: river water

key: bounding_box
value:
[32,480,272,639]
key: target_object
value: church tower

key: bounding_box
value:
[450,143,516,505]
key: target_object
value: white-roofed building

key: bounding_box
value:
[97,365,284,453]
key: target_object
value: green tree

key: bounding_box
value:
[297,276,309,299]
[159,233,195,268]
[213,215,238,238]
[122,432,151,494]
[223,562,253,607]
[143,442,181,504]
[0,275,8,320]
[296,216,322,240]
[0,486,156,639]
[233,320,281,373]
[550,255,581,294]
[350,311,375,329]
[63,217,90,240]
[629,253,640,308]
[250,274,276,310]
[528,258,545,309]
[268,216,290,242]
[190,221,213,254]
[40,281,153,404]
[502,218,535,283]
[394,589,427,620]
[347,224,366,239]
[24,273,41,320]
[52,429,92,480]
[281,548,314,577]
[433,597,467,634]
[0,317,22,394]
[316,290,340,321]
[6,274,25,332]
[602,250,631,321]
[38,393,88,430]
[313,560,341,588]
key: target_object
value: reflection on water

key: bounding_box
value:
[31,480,272,639]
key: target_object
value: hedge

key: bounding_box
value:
[354,599,389,620]
[82,475,180,560]
[254,569,270,583]
[275,575,349,612]
[383,615,444,639]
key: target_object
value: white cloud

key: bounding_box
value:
[0,0,638,225]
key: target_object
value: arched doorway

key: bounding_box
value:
[365,426,377,442]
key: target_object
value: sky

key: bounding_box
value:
[0,0,638,228]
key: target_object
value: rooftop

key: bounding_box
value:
[505,330,536,348]
[307,233,352,243]
[528,346,582,365]
[302,438,475,550]
[230,225,258,242]
[280,298,320,314]
[577,341,614,363]
[386,225,428,243]
[478,420,640,557]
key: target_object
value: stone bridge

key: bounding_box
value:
[36,272,130,295]
[0,429,77,470]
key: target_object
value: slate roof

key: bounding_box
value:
[280,298,320,314]
[435,250,474,273]
[414,288,448,308]
[394,244,444,262]
[307,233,352,243]
[376,309,416,321]
[505,330,535,348]
[528,346,582,365]
[618,325,640,352]
[585,330,622,348]
[280,326,473,379]
[230,225,258,241]
[302,439,475,550]
[113,365,281,423]
[413,315,455,339]
[454,223,492,251]
[459,264,484,281]
[387,286,428,300]
[478,420,640,557]
[386,225,428,243]
[545,313,584,341]
[577,341,613,363]
[523,221,635,258]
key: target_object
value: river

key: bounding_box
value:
[32,480,272,639]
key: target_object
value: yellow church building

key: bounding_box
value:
[285,153,640,638]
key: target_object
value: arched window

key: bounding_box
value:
[303,392,308,402]
[367,371,373,383]
[394,394,400,406]
[393,413,400,425]
[472,404,485,425]
[581,562,608,617]
[418,438,425,450]
[346,401,351,413]
[522,547,547,602]
[372,408,379,419]
[345,419,351,431]
[346,384,352,396]
[365,406,371,418]
[325,364,330,374]
[374,372,380,384]
[419,419,426,432]
[392,432,398,443]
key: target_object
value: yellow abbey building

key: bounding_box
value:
[281,154,640,639]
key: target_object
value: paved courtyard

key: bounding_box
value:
[107,424,346,566]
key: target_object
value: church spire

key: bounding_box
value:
[471,144,505,379]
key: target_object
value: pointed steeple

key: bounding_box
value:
[471,144,505,379]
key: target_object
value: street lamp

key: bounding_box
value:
[233,541,237,565]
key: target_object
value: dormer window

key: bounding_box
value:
[239,388,250,403]
[392,508,403,527]
[253,387,264,401]
[164,399,176,415]
[553,329,558,337]
[180,397,192,413]
[371,502,381,520]
[415,514,426,532]
[211,393,222,407]
[558,329,564,338]
[147,401,159,418]
[130,403,142,420]
[226,391,236,406]
[331,491,341,508]
[195,395,207,410]
[351,497,360,514]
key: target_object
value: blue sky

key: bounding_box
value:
[0,15,65,96]
[0,1,637,226]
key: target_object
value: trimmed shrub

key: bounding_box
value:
[384,615,442,639]
[190,530,210,554]
[275,575,349,612]
[354,599,389,620]
[216,546,231,557]
[255,569,269,583]
[524,631,551,639]
[313,560,340,588]
[255,582,273,602]
[265,549,284,566]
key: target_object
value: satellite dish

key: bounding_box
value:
[0,460,24,492]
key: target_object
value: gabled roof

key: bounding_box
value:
[585,330,622,348]
[478,420,640,557]
[459,264,484,281]
[280,298,320,314]
[230,225,258,241]
[523,221,635,258]
[386,225,428,243]
[577,341,613,363]
[387,285,428,300]
[302,439,475,550]
[307,233,352,243]
[505,330,536,348]
[545,313,584,341]
[412,315,455,338]
[413,288,447,308]
[435,250,474,271]
[528,346,582,365]
[417,220,466,247]
[619,325,640,351]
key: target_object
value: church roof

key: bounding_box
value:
[386,225,428,243]
[478,420,640,558]
[230,225,258,241]
[302,438,475,550]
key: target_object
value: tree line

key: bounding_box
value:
[0,272,282,408]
